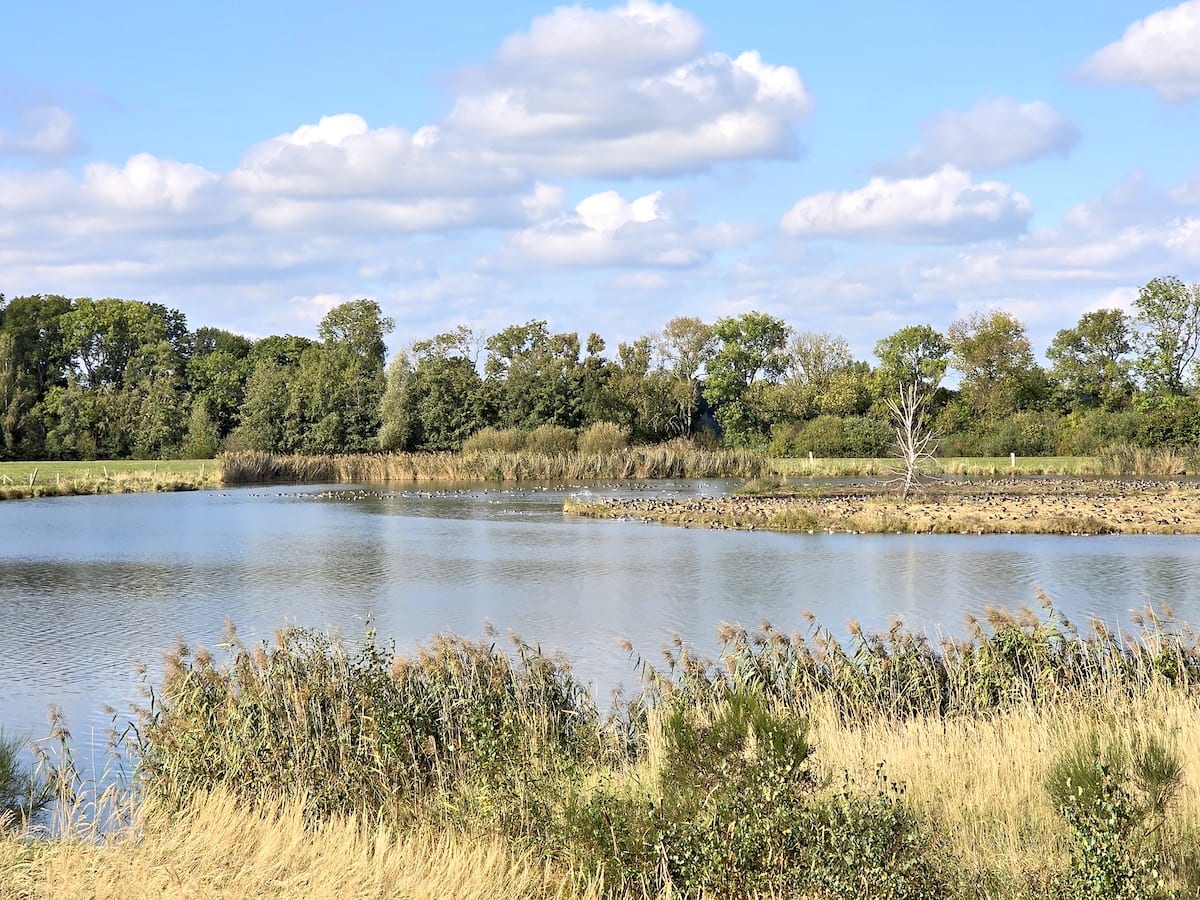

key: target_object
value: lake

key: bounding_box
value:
[3,480,1200,750]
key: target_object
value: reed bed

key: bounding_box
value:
[219,441,766,485]
[97,601,1200,898]
[1097,443,1197,476]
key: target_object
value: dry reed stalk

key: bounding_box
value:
[219,445,766,485]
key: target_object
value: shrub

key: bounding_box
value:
[577,422,629,455]
[1046,732,1180,899]
[461,427,526,453]
[843,415,893,457]
[795,415,847,457]
[525,424,577,454]
[1135,394,1200,448]
[1056,408,1141,455]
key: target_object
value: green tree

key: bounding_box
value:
[872,325,949,396]
[379,327,486,451]
[654,317,717,437]
[0,294,72,395]
[1132,276,1200,396]
[704,312,790,445]
[948,311,1048,420]
[187,350,251,438]
[1047,309,1133,410]
[236,360,294,452]
[601,336,679,440]
[60,298,175,388]
[292,299,395,452]
[484,321,585,429]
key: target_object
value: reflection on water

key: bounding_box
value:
[3,482,1200,745]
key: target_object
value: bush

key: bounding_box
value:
[577,422,629,455]
[795,415,847,457]
[1046,732,1180,899]
[843,415,893,457]
[461,427,526,453]
[525,424,577,454]
[1056,408,1141,455]
[566,690,944,899]
[1135,395,1200,447]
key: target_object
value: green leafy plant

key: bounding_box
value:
[1046,732,1180,899]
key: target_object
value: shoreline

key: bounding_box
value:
[565,478,1200,535]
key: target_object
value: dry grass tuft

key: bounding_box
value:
[0,790,593,900]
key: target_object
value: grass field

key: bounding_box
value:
[0,459,219,500]
[771,456,1101,477]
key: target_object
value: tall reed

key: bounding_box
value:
[1097,442,1195,476]
[219,440,766,485]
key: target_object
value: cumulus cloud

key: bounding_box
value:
[84,153,219,213]
[229,113,524,198]
[1081,0,1200,100]
[507,189,751,267]
[884,98,1079,175]
[445,1,810,177]
[0,105,84,161]
[493,0,704,74]
[780,166,1033,243]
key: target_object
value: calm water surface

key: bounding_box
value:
[2,480,1200,747]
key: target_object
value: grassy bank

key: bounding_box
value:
[220,442,767,484]
[772,456,1100,478]
[567,478,1200,535]
[772,444,1198,478]
[8,604,1200,898]
[0,459,219,501]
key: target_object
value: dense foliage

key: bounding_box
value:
[3,276,1200,460]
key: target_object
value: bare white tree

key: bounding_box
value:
[885,381,939,498]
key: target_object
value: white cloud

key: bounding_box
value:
[229,113,523,198]
[575,190,663,232]
[1081,0,1200,100]
[493,0,704,74]
[506,188,750,267]
[884,98,1079,175]
[0,105,83,160]
[780,166,1033,243]
[84,153,218,213]
[445,1,810,177]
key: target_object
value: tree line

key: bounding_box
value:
[1,275,1198,461]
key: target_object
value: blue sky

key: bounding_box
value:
[2,0,1198,362]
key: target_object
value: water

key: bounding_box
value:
[3,481,1200,749]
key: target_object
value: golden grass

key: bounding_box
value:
[0,790,598,900]
[806,691,1200,887]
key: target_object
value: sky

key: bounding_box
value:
[2,0,1198,362]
